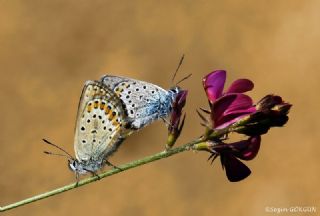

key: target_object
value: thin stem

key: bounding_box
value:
[0,139,201,212]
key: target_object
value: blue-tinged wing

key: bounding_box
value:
[100,75,171,129]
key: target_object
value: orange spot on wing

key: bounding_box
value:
[114,83,129,96]
[87,104,93,112]
[104,106,111,115]
[112,120,119,127]
[94,101,99,109]
[114,87,122,96]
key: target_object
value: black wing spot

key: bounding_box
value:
[81,126,85,131]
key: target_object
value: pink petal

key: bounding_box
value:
[212,94,237,124]
[221,153,251,182]
[224,106,256,116]
[215,112,254,129]
[213,93,255,128]
[175,90,188,107]
[231,136,261,160]
[203,70,226,103]
[226,79,254,94]
[223,93,254,114]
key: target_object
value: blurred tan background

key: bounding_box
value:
[0,0,319,215]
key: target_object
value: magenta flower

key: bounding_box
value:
[202,70,256,129]
[197,70,291,182]
[207,136,261,182]
[167,90,188,148]
[235,94,292,136]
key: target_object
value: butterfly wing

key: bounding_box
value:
[100,75,171,129]
[74,81,127,162]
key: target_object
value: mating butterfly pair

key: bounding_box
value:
[45,75,184,179]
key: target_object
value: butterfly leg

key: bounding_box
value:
[84,169,101,180]
[90,171,101,180]
[75,172,80,187]
[106,160,123,171]
[161,117,172,128]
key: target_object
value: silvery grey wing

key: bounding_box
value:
[100,75,169,129]
[73,81,127,162]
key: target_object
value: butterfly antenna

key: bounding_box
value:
[43,151,71,158]
[42,138,74,159]
[175,73,192,85]
[171,54,185,84]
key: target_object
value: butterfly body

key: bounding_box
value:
[46,74,184,178]
[69,80,128,175]
[100,75,182,130]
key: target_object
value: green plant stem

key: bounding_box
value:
[0,138,202,212]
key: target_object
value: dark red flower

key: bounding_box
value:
[234,95,292,136]
[198,70,291,182]
[207,136,261,182]
[167,90,188,148]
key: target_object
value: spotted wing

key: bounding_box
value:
[100,75,169,129]
[74,81,126,162]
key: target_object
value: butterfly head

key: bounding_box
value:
[168,86,188,110]
[169,86,182,94]
[169,72,191,102]
[68,159,88,175]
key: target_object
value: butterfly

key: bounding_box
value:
[44,55,189,180]
[100,75,185,130]
[44,80,130,180]
[99,55,189,131]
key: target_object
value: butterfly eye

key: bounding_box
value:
[68,160,77,171]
